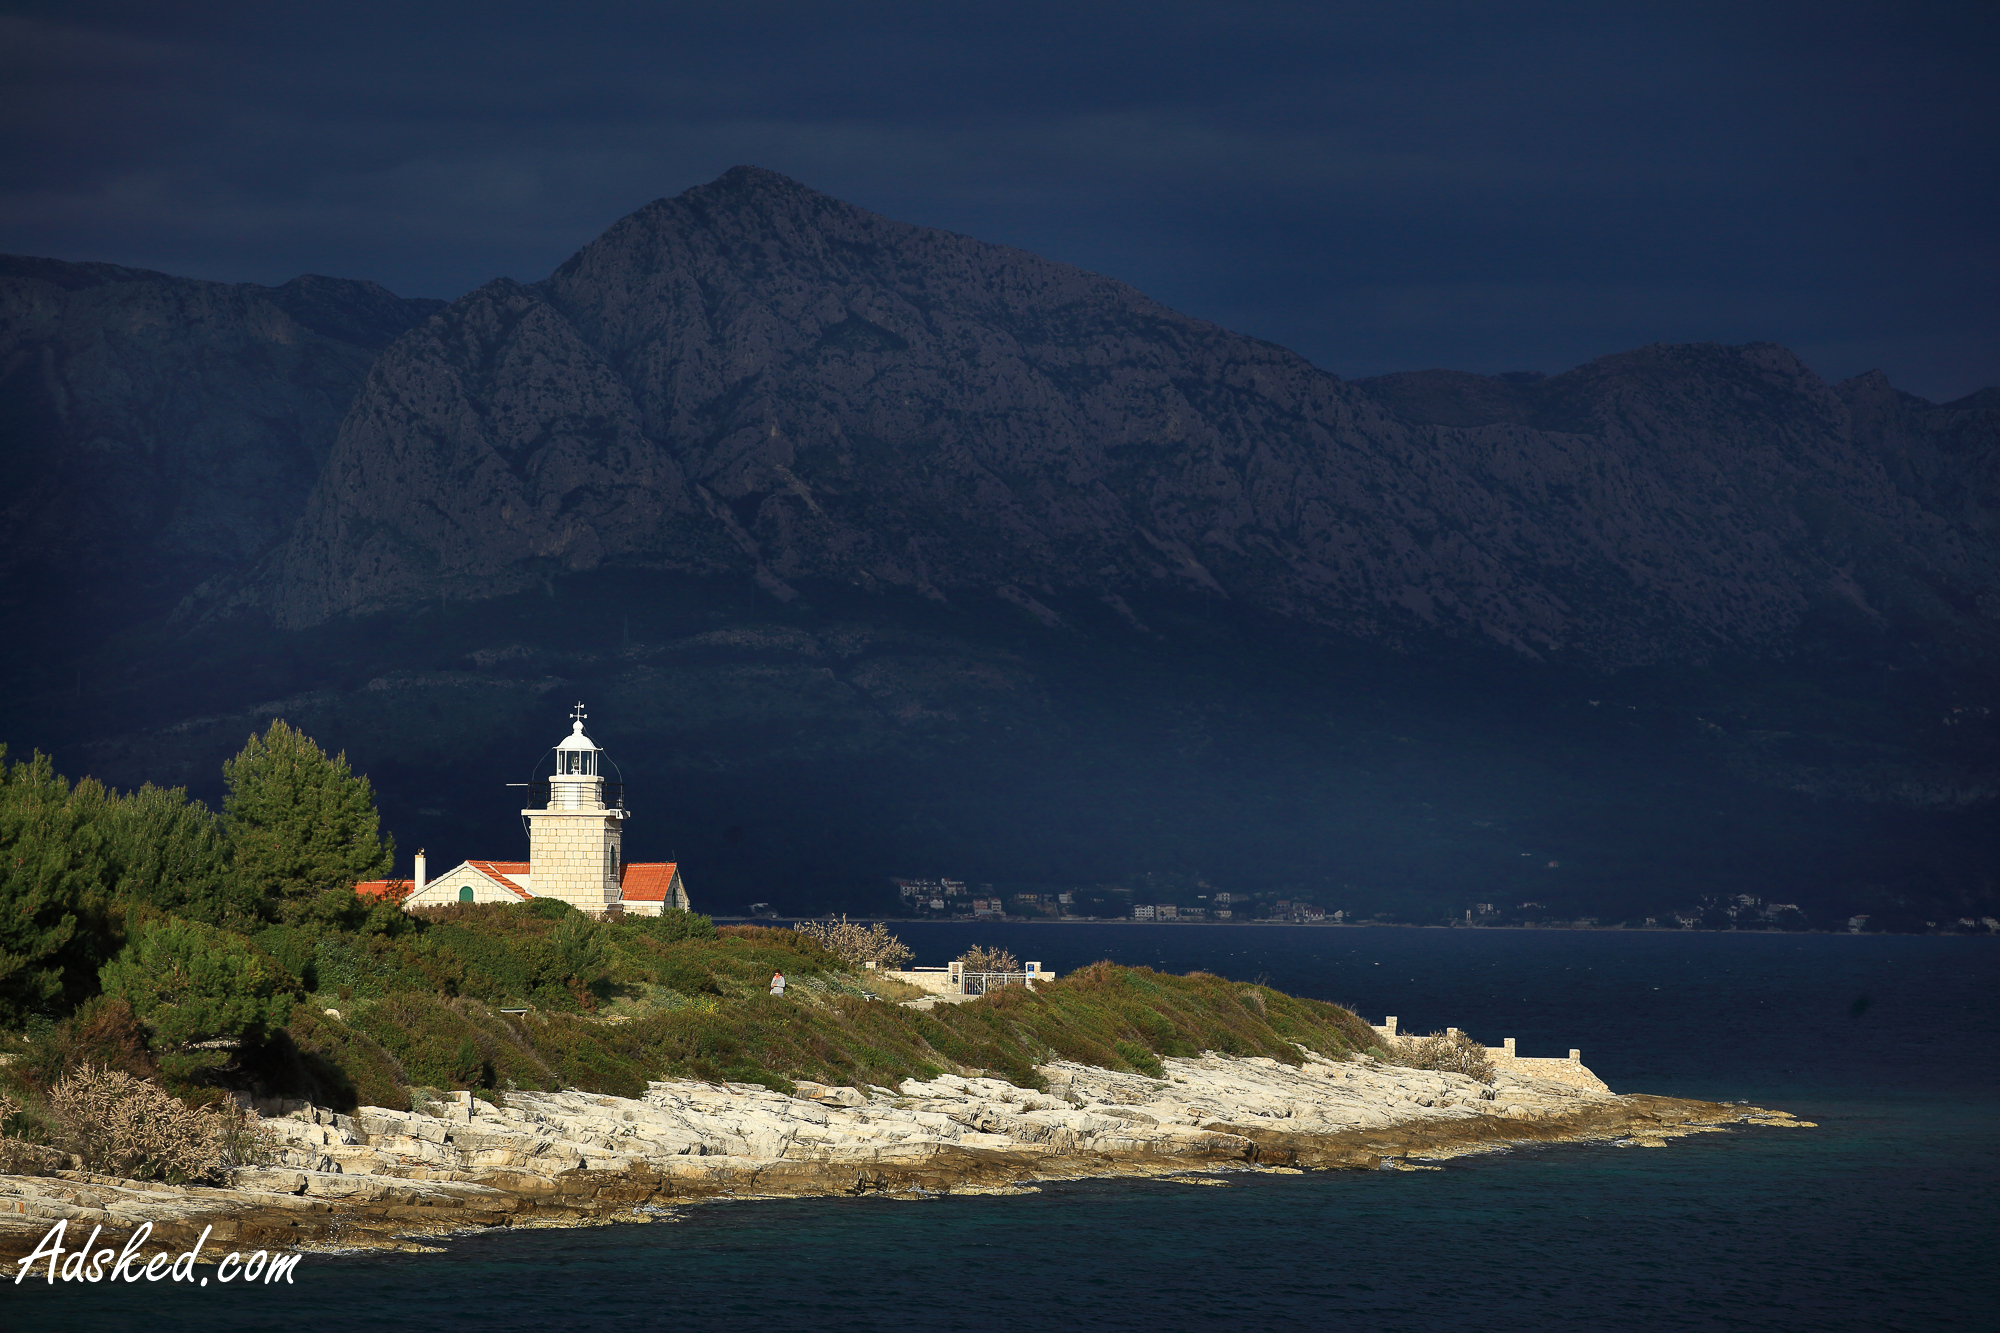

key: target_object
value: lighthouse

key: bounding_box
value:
[523,704,624,912]
[358,702,692,918]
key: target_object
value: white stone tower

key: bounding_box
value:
[524,703,624,914]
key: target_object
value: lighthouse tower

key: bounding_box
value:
[523,704,624,913]
[359,702,690,917]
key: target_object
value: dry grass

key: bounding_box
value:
[849,972,929,1001]
[1392,1030,1496,1083]
[42,1064,274,1183]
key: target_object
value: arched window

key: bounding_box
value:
[459,885,474,903]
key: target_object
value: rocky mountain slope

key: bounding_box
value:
[251,166,1995,669]
[0,256,441,670]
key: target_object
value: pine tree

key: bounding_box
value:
[222,721,394,923]
[101,783,254,927]
[0,747,111,1023]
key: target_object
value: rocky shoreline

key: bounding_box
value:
[0,1050,1811,1265]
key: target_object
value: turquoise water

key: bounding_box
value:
[9,928,1996,1331]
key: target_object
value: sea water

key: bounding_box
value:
[8,927,1996,1331]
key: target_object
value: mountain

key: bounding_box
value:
[0,255,442,681]
[248,167,1995,672]
[1,168,1995,931]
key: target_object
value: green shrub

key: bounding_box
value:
[252,925,320,989]
[551,914,609,984]
[637,908,716,944]
[272,1008,409,1113]
[99,917,299,1048]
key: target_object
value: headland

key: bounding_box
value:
[0,1032,1809,1265]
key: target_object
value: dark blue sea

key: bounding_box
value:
[9,926,1996,1331]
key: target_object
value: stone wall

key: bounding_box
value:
[883,967,955,994]
[1370,1016,1611,1094]
[883,962,1055,995]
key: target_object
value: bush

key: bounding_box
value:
[412,905,601,1010]
[955,944,1020,974]
[793,915,913,969]
[264,1009,409,1113]
[717,925,843,970]
[1392,1029,1496,1083]
[51,996,160,1083]
[639,909,716,944]
[551,914,609,984]
[43,1064,271,1184]
[252,924,320,989]
[0,1087,64,1174]
[98,917,299,1048]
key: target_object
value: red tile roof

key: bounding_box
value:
[467,861,535,900]
[619,862,681,902]
[354,878,414,902]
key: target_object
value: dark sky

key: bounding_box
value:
[4,1,1995,400]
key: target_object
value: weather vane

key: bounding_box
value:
[571,701,588,725]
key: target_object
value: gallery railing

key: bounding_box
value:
[959,971,1031,995]
[532,777,626,812]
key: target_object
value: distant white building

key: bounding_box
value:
[357,704,691,918]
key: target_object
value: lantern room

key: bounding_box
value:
[549,704,606,809]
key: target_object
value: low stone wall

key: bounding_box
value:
[883,967,956,994]
[884,962,1057,995]
[1370,1016,1611,1094]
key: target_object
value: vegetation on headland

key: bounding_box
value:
[1391,1029,1496,1083]
[0,727,1385,1182]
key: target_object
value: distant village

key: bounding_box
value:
[884,880,2000,934]
[889,878,1336,924]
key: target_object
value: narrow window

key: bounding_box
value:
[459,885,474,902]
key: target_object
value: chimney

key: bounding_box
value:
[414,849,427,896]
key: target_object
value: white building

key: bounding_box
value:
[357,705,692,918]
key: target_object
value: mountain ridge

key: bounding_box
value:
[0,254,442,667]
[234,166,1996,669]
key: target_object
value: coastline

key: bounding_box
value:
[0,1050,1811,1266]
[730,917,1912,935]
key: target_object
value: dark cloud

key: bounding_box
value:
[3,0,1994,398]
